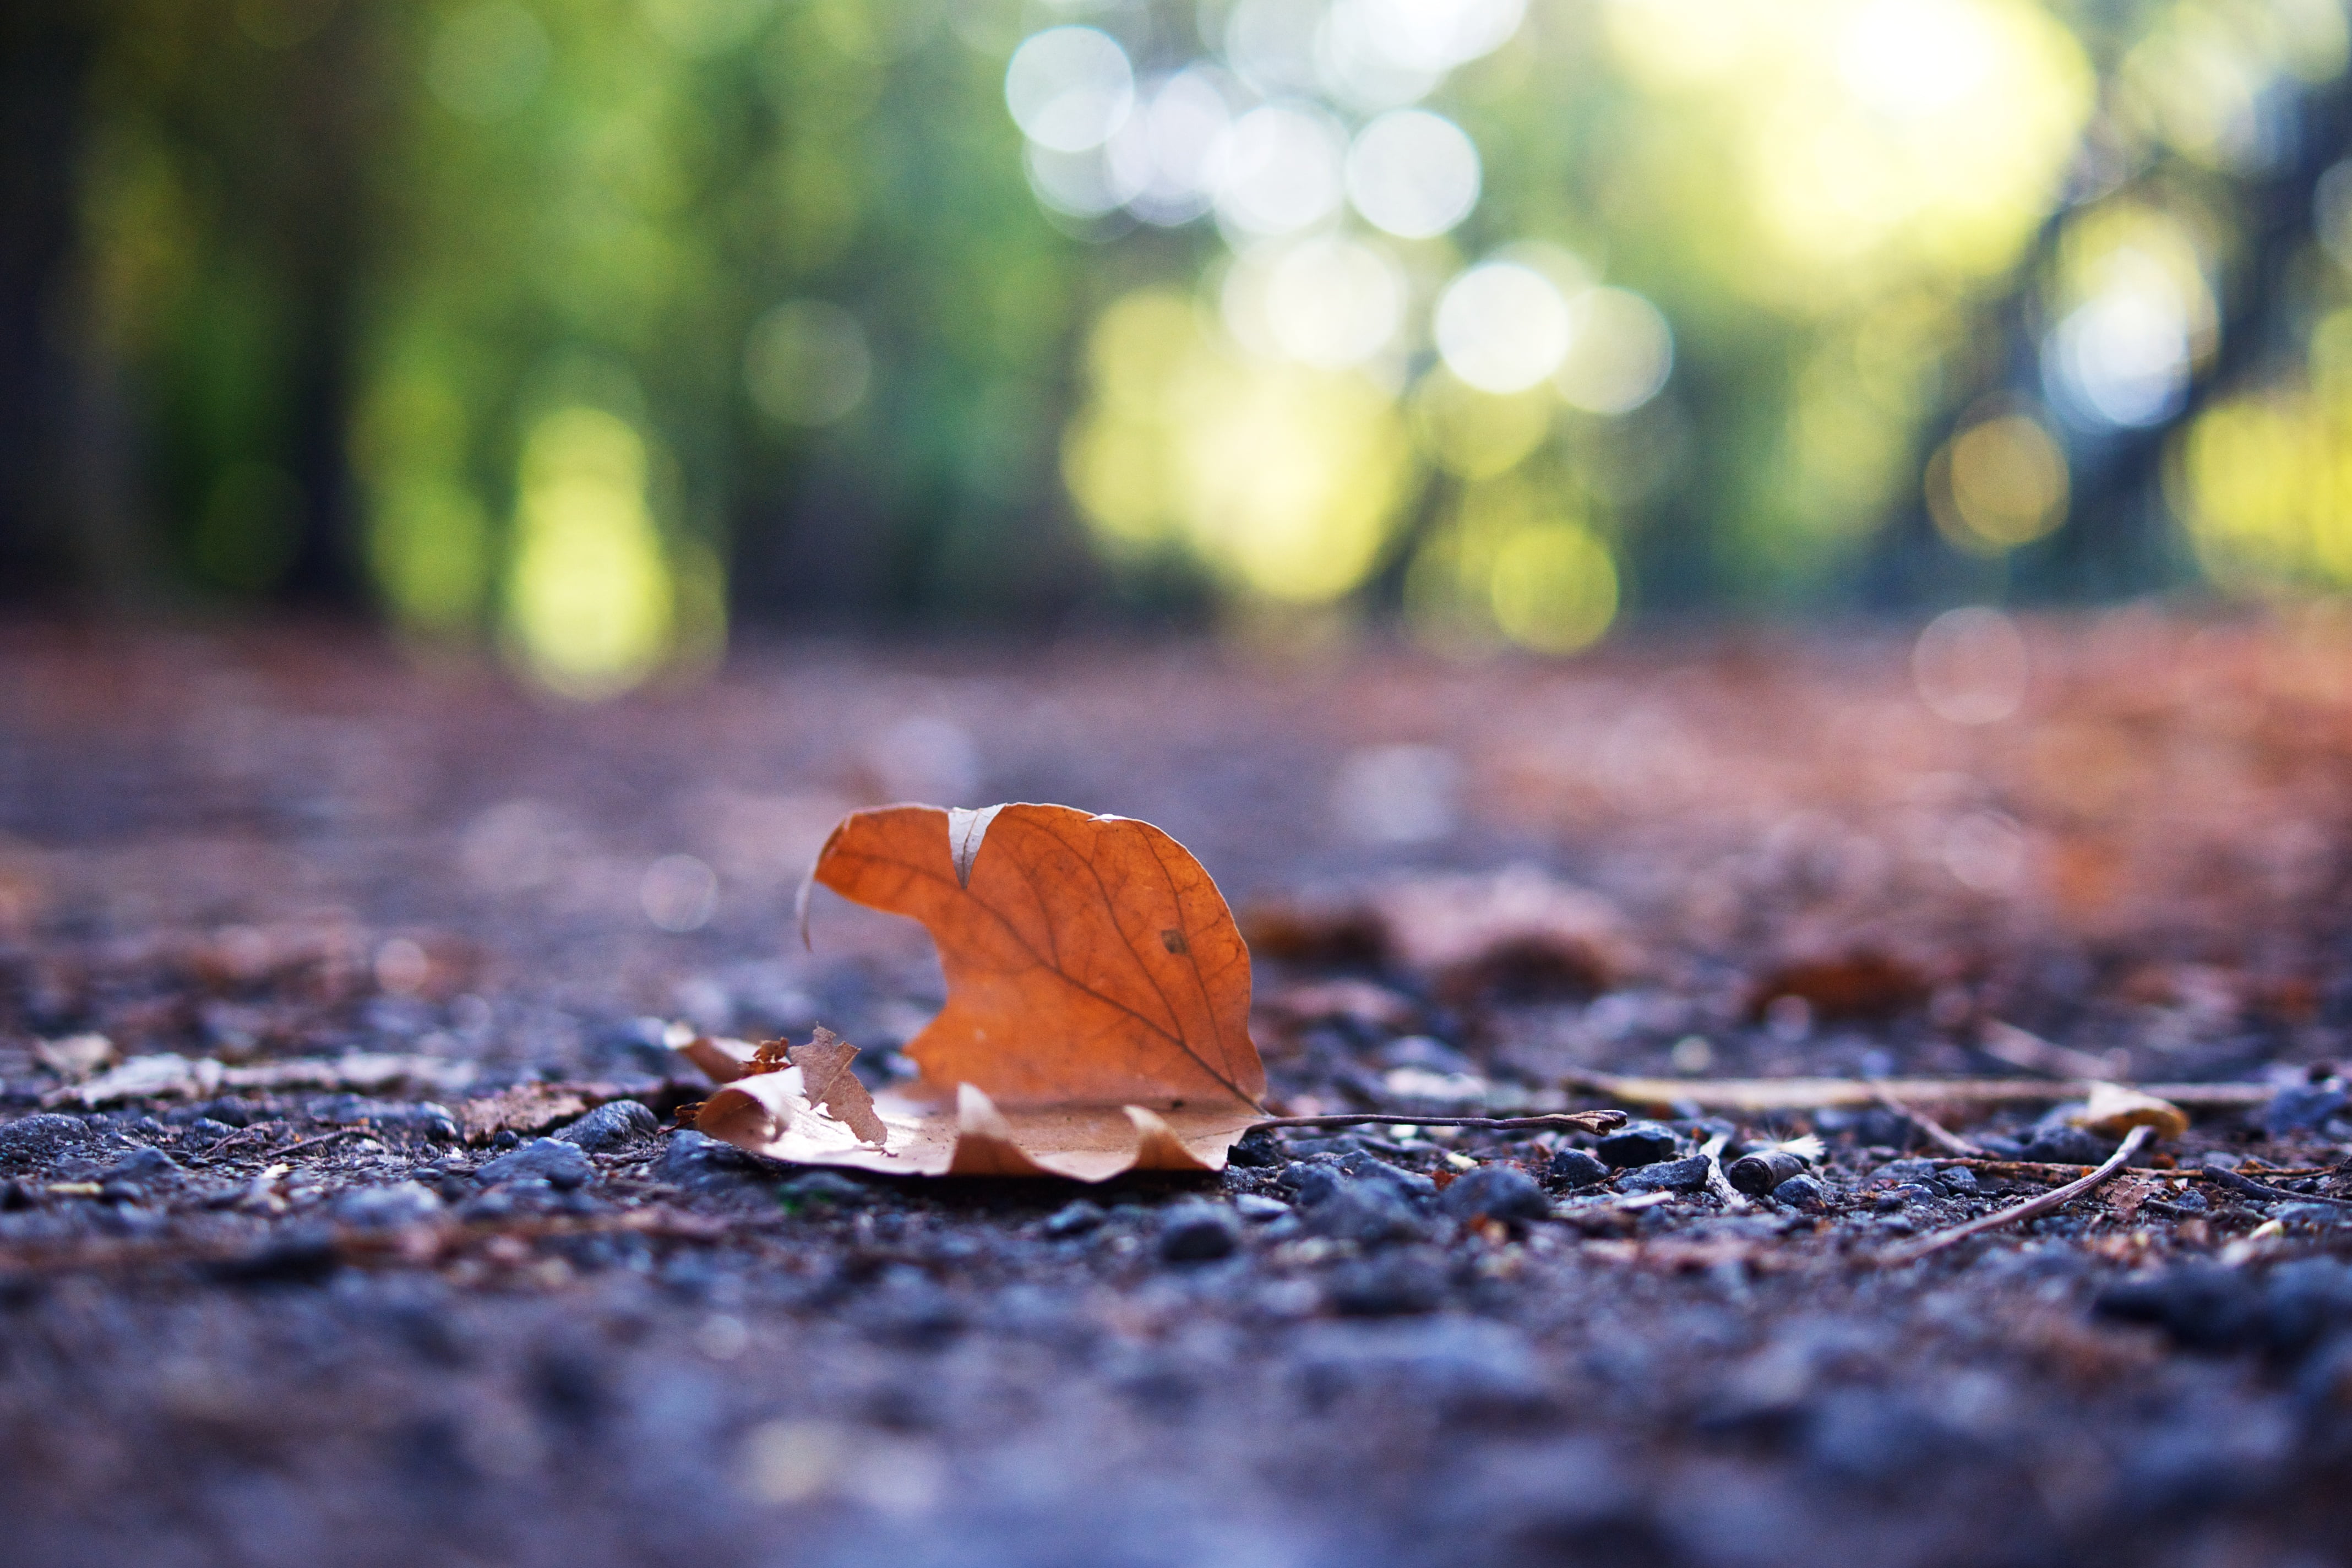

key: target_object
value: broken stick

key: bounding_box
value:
[1872,1088,1988,1157]
[1251,1110,1626,1136]
[2200,1166,2352,1209]
[1879,1125,2154,1267]
[1565,1073,2269,1113]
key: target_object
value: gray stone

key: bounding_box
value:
[1597,1121,1680,1168]
[1333,1150,1438,1198]
[1324,1251,1449,1316]
[1547,1148,1611,1188]
[477,1137,595,1190]
[653,1129,761,1191]
[333,1182,445,1228]
[778,1170,868,1208]
[0,1114,104,1166]
[2263,1084,2349,1136]
[1234,1193,1291,1221]
[1618,1155,1710,1194]
[1303,1183,1427,1245]
[2018,1125,2113,1166]
[1439,1164,1550,1223]
[100,1147,180,1182]
[553,1099,660,1153]
[1772,1174,1828,1211]
[1043,1199,1106,1237]
[1158,1204,1240,1263]
[1293,1317,1546,1413]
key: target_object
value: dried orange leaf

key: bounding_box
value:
[694,803,1267,1180]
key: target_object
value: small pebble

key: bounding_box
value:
[1304,1184,1428,1246]
[1597,1122,1681,1169]
[2263,1083,2349,1136]
[553,1099,660,1153]
[1043,1200,1106,1238]
[332,1182,444,1228]
[654,1130,761,1192]
[1547,1148,1611,1189]
[1617,1155,1709,1194]
[101,1147,181,1182]
[1772,1173,1828,1211]
[1235,1193,1291,1221]
[0,1114,104,1166]
[1277,1162,1343,1206]
[1226,1127,1284,1167]
[1439,1164,1550,1223]
[1325,1253,1447,1316]
[778,1170,868,1208]
[1158,1204,1240,1264]
[476,1137,595,1190]
[2018,1126,2113,1166]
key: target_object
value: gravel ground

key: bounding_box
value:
[2,619,2350,1568]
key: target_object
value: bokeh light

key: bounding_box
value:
[1435,263,1572,393]
[744,302,872,427]
[1061,289,1415,603]
[42,0,2352,668]
[1913,606,2029,725]
[1409,371,1553,479]
[1113,69,1237,226]
[506,407,674,699]
[2042,204,2216,429]
[1212,104,1351,236]
[1553,287,1674,415]
[1926,411,2070,552]
[1222,236,1408,369]
[1404,478,1619,654]
[1345,109,1481,238]
[1006,28,1135,154]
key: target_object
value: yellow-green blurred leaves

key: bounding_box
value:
[2118,0,2349,171]
[1605,0,2091,295]
[1406,480,1619,656]
[1926,412,2070,554]
[507,407,677,699]
[1063,291,1415,605]
[2169,389,2352,591]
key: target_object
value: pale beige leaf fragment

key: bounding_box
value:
[2070,1082,2190,1141]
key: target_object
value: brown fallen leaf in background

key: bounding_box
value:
[1242,865,1636,1002]
[458,1082,590,1142]
[696,803,1265,1179]
[1746,947,1933,1022]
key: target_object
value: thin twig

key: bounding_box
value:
[271,1126,368,1159]
[1561,1073,2271,1112]
[2200,1166,2352,1208]
[1873,1089,1988,1157]
[1250,1110,1626,1135]
[1930,1157,2186,1183]
[1879,1125,2154,1266]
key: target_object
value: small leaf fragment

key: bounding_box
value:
[787,1026,888,1146]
